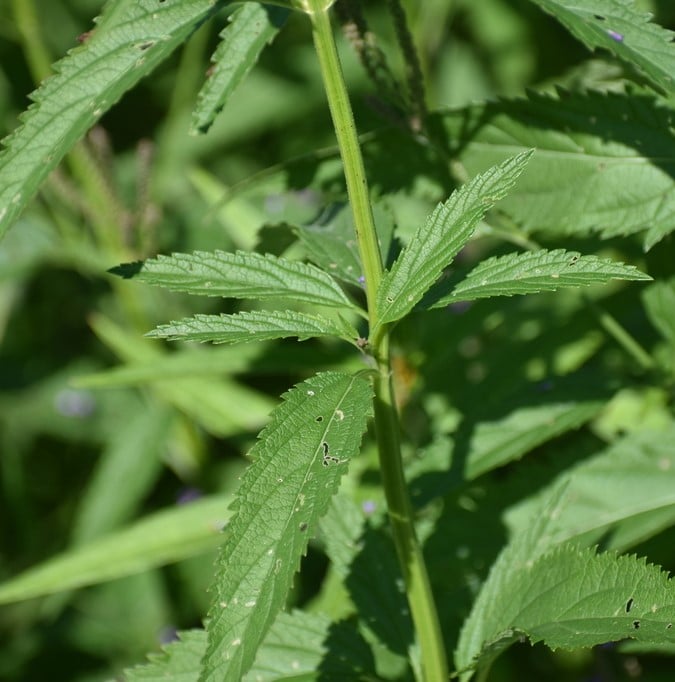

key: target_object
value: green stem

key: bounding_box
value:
[307,1,383,320]
[583,295,655,371]
[307,4,449,680]
[10,0,53,83]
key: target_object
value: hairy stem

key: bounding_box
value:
[307,4,449,680]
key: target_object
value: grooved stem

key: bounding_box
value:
[307,4,449,680]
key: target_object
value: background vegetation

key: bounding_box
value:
[0,0,674,680]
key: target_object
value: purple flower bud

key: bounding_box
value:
[607,29,624,42]
[357,275,365,286]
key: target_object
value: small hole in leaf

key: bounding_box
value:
[626,598,634,613]
[315,416,323,422]
[299,522,308,532]
[633,620,640,629]
[594,14,605,20]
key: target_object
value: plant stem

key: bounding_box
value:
[307,4,449,680]
[307,1,383,320]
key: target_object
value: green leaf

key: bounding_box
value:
[149,309,359,345]
[73,345,267,389]
[0,0,225,240]
[89,314,275,436]
[296,202,397,286]
[0,495,231,605]
[200,372,373,681]
[457,544,675,680]
[320,495,414,666]
[464,398,604,480]
[126,629,205,682]
[423,249,651,308]
[111,250,357,310]
[191,3,290,135]
[529,0,675,95]
[245,611,377,681]
[643,278,675,346]
[437,90,675,248]
[70,404,173,545]
[505,426,675,553]
[125,612,376,682]
[375,150,533,327]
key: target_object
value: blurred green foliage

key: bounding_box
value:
[0,1,674,680]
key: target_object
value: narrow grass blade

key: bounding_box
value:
[0,495,231,604]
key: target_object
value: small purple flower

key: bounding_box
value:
[357,275,365,286]
[176,487,202,505]
[54,388,96,418]
[362,500,376,515]
[607,29,624,42]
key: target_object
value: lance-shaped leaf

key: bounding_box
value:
[148,309,359,345]
[456,545,675,680]
[375,150,533,328]
[192,3,290,135]
[200,372,372,682]
[505,426,675,553]
[0,0,226,240]
[422,249,651,309]
[529,0,675,95]
[111,250,357,310]
[0,495,232,604]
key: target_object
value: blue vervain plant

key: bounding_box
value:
[1,1,674,681]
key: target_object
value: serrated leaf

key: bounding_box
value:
[375,151,533,327]
[0,495,231,605]
[422,249,651,308]
[457,544,675,680]
[0,0,225,240]
[125,612,376,682]
[529,0,675,95]
[438,90,675,247]
[191,3,289,135]
[245,611,376,681]
[149,309,359,345]
[200,372,372,681]
[111,250,356,310]
[126,629,205,682]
